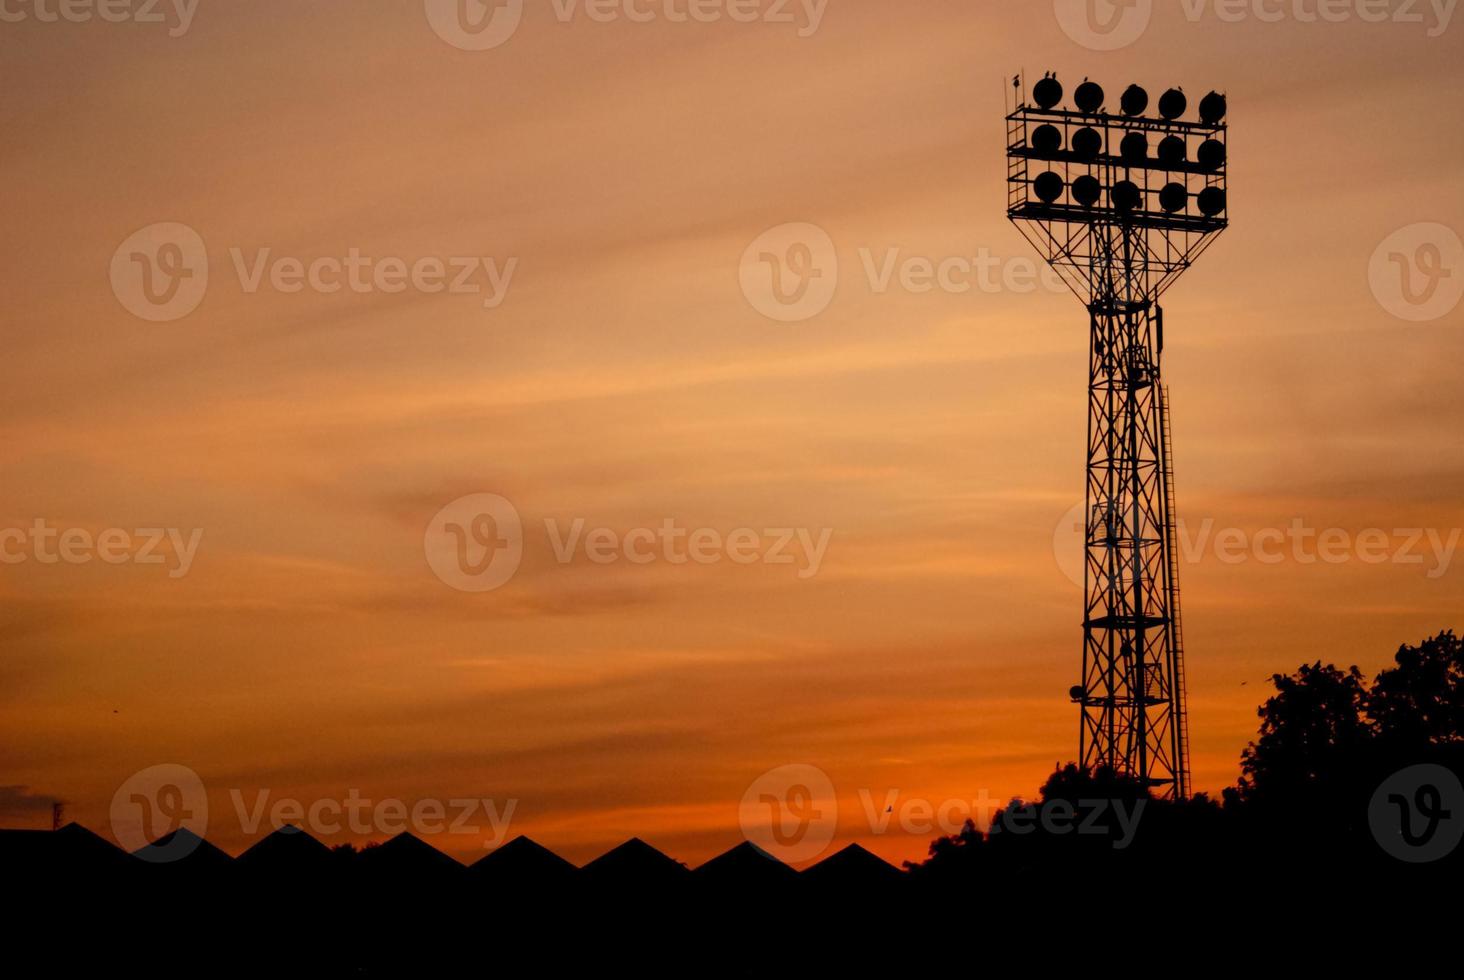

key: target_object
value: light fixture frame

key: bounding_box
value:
[1007,78,1228,303]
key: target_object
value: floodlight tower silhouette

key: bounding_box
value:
[1006,74,1229,798]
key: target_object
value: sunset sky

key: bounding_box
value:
[2,1,1462,868]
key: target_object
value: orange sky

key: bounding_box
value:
[1,1,1462,869]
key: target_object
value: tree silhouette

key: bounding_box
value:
[1037,762,1148,804]
[911,628,1462,890]
[1368,630,1464,749]
[1236,661,1370,808]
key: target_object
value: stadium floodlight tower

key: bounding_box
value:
[1006,73,1229,799]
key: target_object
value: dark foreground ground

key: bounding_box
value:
[4,814,1456,975]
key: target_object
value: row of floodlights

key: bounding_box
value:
[1029,124,1226,171]
[1032,74,1227,125]
[1030,171,1227,217]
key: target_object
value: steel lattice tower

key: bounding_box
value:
[1006,74,1229,798]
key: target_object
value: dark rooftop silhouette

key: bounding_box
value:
[1,822,129,878]
[693,840,798,887]
[133,827,233,869]
[235,824,334,874]
[801,843,904,887]
[355,831,465,877]
[470,834,576,885]
[580,837,690,888]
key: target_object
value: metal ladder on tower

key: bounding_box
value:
[1160,384,1191,797]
